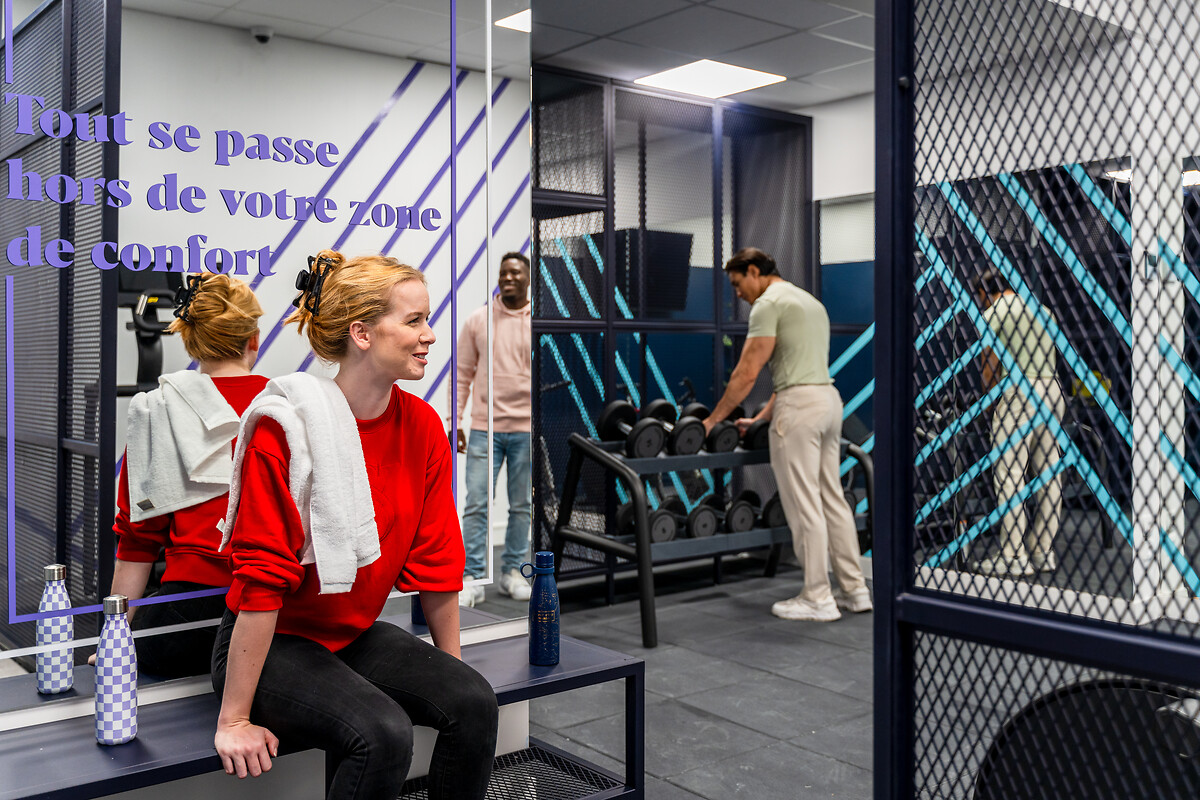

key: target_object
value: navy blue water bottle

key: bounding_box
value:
[521,551,559,666]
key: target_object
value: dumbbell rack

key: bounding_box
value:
[551,432,789,648]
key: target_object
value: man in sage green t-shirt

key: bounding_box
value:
[701,247,870,622]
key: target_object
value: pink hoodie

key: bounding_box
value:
[449,297,531,433]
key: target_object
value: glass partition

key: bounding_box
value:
[0,0,531,717]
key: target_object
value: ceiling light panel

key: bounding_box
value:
[634,59,785,98]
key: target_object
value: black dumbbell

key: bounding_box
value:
[615,501,677,542]
[598,400,666,458]
[679,402,743,453]
[760,492,787,528]
[640,399,706,455]
[659,495,719,539]
[741,418,770,450]
[702,493,756,533]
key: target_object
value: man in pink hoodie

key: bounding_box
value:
[451,252,533,606]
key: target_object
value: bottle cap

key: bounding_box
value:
[103,595,128,615]
[534,551,555,570]
[43,564,65,582]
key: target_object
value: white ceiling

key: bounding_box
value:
[121,0,875,111]
[121,0,534,79]
[532,0,876,112]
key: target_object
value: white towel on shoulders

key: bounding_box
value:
[221,373,379,594]
[126,371,242,522]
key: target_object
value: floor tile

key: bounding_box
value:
[639,645,771,699]
[705,625,861,675]
[561,698,778,780]
[679,673,872,740]
[782,647,874,701]
[790,711,874,771]
[671,740,873,800]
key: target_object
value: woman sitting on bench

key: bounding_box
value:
[212,250,499,799]
[111,273,267,678]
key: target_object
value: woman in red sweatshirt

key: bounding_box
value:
[211,250,498,799]
[111,273,266,678]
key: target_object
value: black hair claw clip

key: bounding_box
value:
[173,275,203,322]
[292,255,334,315]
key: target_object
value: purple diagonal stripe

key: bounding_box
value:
[331,70,471,252]
[258,71,481,365]
[247,62,424,291]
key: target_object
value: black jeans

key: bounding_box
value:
[131,581,227,678]
[211,610,499,800]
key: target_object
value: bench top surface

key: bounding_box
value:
[0,630,642,800]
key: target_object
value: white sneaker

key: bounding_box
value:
[832,586,873,613]
[1030,551,1057,573]
[770,594,841,622]
[498,569,532,601]
[973,555,1034,577]
[459,577,485,607]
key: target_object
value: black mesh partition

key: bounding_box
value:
[533,73,605,197]
[880,0,1200,796]
[0,0,118,650]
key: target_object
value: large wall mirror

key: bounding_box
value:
[0,0,531,721]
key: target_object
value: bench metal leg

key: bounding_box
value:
[625,665,645,798]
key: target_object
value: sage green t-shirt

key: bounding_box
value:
[981,293,1057,380]
[746,280,833,391]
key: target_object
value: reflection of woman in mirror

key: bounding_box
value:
[212,250,498,799]
[110,273,266,678]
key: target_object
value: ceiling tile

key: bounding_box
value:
[725,30,869,77]
[340,4,468,43]
[123,0,227,22]
[532,24,595,59]
[611,6,793,57]
[230,0,383,29]
[452,26,531,60]
[392,0,528,24]
[532,0,691,37]
[730,78,848,110]
[538,38,689,82]
[316,29,428,60]
[210,8,332,40]
[826,0,874,15]
[707,0,857,30]
[806,59,874,93]
[810,14,874,48]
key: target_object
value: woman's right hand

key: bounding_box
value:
[215,718,279,778]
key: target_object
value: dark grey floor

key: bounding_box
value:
[491,560,875,800]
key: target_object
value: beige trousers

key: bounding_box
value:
[769,384,867,604]
[991,378,1065,561]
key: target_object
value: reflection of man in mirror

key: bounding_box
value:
[111,274,266,677]
[451,252,532,606]
[974,267,1064,577]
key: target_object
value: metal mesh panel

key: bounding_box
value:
[911,0,1200,636]
[535,213,604,321]
[912,631,1200,799]
[532,330,605,566]
[613,91,712,321]
[68,139,104,444]
[71,0,106,105]
[400,745,622,799]
[0,6,63,156]
[533,75,604,195]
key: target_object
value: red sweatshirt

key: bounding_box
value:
[114,374,270,588]
[225,385,465,652]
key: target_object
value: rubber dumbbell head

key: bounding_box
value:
[615,501,676,542]
[660,495,718,539]
[597,400,665,458]
[728,491,761,532]
[642,399,705,455]
[702,494,755,533]
[760,492,787,528]
[677,402,739,453]
[742,418,770,450]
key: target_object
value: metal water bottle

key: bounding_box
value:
[521,551,560,666]
[36,564,73,694]
[95,595,137,745]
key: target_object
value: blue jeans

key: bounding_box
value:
[461,430,531,577]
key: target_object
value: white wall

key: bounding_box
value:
[799,93,875,202]
[115,9,531,446]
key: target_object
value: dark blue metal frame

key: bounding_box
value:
[875,3,1200,798]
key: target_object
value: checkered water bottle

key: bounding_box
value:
[95,595,137,745]
[36,564,74,694]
